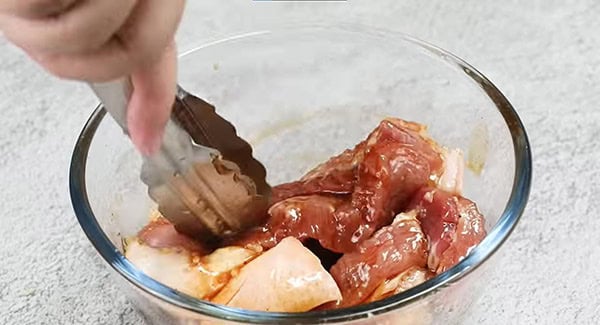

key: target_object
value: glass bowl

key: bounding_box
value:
[70,24,531,324]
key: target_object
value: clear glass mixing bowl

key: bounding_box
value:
[70,25,532,324]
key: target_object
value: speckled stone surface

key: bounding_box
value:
[1,1,599,324]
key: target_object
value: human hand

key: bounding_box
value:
[0,0,186,155]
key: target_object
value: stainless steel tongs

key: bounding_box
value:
[90,79,271,244]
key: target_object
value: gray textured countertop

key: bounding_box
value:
[1,1,598,324]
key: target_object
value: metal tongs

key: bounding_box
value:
[90,79,271,244]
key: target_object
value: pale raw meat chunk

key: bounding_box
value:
[125,240,257,300]
[212,237,342,312]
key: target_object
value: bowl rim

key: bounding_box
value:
[70,24,532,323]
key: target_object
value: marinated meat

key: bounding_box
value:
[233,118,445,253]
[232,195,364,253]
[271,118,443,205]
[212,237,342,312]
[327,212,428,308]
[271,145,364,203]
[352,118,443,224]
[408,187,487,273]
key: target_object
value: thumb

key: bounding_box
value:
[127,42,177,156]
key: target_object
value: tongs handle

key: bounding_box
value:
[88,78,132,131]
[88,79,217,185]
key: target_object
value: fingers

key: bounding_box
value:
[0,0,78,19]
[0,0,185,156]
[118,0,185,65]
[127,42,177,156]
[0,0,137,54]
[13,0,185,82]
[28,36,137,81]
